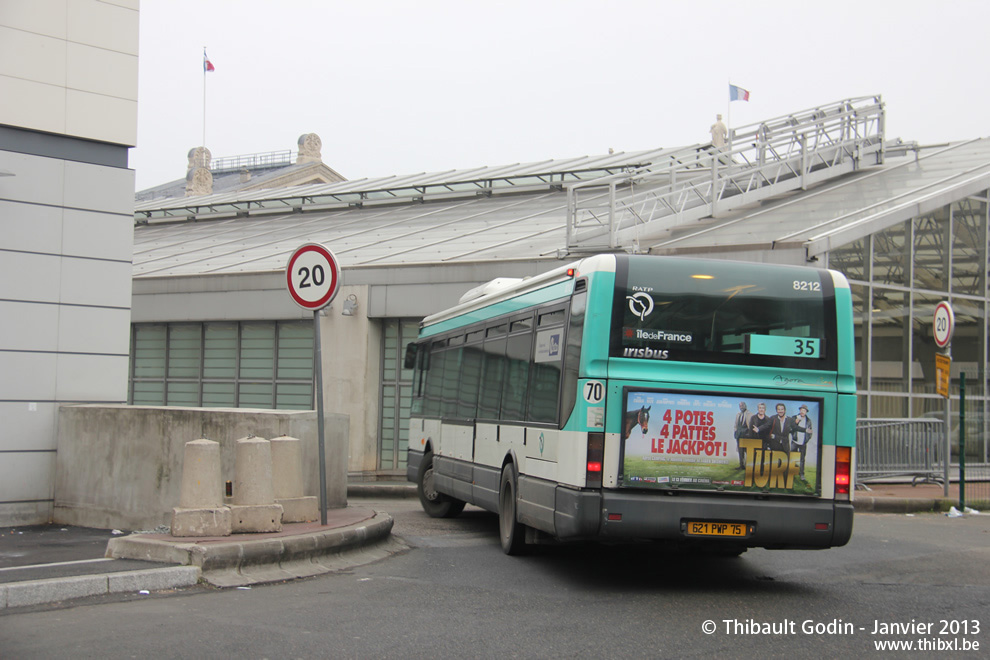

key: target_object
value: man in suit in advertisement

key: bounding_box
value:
[790,403,814,479]
[748,402,772,452]
[733,401,751,469]
[770,403,796,453]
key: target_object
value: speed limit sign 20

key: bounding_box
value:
[286,243,341,311]
[933,301,955,349]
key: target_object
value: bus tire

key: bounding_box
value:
[417,450,465,519]
[499,464,526,555]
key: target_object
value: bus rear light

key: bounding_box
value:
[835,446,851,499]
[566,268,576,277]
[607,513,622,521]
[586,432,604,489]
[815,522,830,531]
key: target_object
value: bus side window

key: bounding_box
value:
[458,341,483,420]
[560,285,587,427]
[501,329,532,422]
[423,340,446,417]
[479,331,506,420]
[528,305,567,424]
[441,341,463,418]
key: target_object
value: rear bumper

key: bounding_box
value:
[558,488,853,549]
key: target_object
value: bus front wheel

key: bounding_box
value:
[499,465,526,555]
[417,450,465,518]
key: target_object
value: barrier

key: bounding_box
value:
[230,437,283,533]
[171,438,232,537]
[855,418,945,486]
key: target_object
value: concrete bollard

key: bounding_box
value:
[171,439,231,537]
[179,439,223,508]
[271,436,319,523]
[229,436,283,533]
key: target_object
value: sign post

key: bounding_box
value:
[933,301,955,497]
[286,243,341,525]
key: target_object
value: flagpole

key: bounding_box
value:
[202,47,207,150]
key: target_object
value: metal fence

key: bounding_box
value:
[211,150,294,173]
[959,463,990,509]
[856,418,990,508]
[855,418,945,485]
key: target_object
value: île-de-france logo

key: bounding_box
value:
[626,292,654,320]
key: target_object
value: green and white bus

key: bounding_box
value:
[405,254,855,555]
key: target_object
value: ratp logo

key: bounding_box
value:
[626,292,654,320]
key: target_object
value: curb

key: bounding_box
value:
[347,484,416,498]
[853,497,952,514]
[2,511,398,607]
[0,566,200,610]
[106,511,394,576]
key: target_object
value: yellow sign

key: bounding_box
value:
[935,353,951,398]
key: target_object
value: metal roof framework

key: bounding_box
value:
[564,96,886,252]
[132,98,990,280]
[649,138,990,258]
[133,148,680,222]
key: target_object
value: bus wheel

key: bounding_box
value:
[417,450,465,518]
[499,465,526,555]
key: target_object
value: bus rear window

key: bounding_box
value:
[611,256,836,370]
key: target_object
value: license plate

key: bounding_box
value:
[685,521,748,538]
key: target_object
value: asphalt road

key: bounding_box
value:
[2,498,988,658]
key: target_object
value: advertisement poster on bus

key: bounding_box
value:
[621,388,822,495]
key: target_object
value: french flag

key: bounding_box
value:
[729,84,750,101]
[204,50,215,73]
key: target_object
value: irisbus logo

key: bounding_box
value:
[623,347,669,360]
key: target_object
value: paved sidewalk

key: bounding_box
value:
[853,480,982,513]
[1,480,981,612]
[106,508,397,588]
[1,503,396,612]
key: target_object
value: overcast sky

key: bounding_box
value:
[131,0,988,191]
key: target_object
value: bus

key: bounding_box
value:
[405,254,855,555]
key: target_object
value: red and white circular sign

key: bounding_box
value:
[286,243,340,311]
[933,301,955,348]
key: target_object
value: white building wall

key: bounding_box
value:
[0,0,139,145]
[0,0,138,525]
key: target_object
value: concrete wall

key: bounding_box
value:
[54,405,349,531]
[129,263,548,476]
[0,1,139,526]
[130,277,383,474]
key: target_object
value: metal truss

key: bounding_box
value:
[564,96,886,253]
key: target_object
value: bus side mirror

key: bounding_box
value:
[403,343,419,370]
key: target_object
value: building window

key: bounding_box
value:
[379,320,419,471]
[128,321,314,410]
[828,193,989,463]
